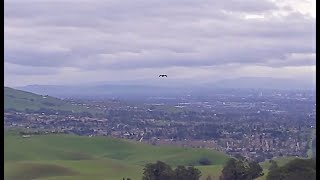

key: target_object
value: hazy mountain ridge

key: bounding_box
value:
[15,77,315,98]
[213,77,315,90]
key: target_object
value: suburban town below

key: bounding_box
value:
[5,88,316,163]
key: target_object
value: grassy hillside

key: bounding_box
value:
[4,131,230,180]
[257,156,303,180]
[4,130,303,180]
[4,87,100,114]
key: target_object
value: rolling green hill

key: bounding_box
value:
[4,87,100,114]
[4,130,230,180]
[257,156,304,180]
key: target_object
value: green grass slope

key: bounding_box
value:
[257,156,303,180]
[4,87,100,114]
[4,131,230,180]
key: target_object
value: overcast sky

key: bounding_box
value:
[4,0,316,87]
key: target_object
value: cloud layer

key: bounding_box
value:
[4,0,316,86]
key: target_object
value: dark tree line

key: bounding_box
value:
[142,161,201,180]
[266,158,316,180]
[133,157,264,180]
[219,157,264,180]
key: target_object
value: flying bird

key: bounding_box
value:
[159,74,167,77]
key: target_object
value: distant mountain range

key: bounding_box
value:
[14,77,315,98]
[212,77,315,90]
[15,84,186,99]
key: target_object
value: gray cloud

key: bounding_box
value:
[4,0,316,86]
[4,62,59,75]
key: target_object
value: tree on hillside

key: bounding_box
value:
[175,166,188,179]
[142,161,174,180]
[268,160,278,171]
[234,154,246,161]
[220,158,263,180]
[247,161,264,179]
[185,166,202,180]
[198,157,212,165]
[220,158,248,180]
[142,161,202,180]
[267,158,316,180]
[175,165,201,180]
